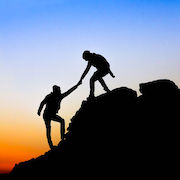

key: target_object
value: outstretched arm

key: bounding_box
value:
[37,98,46,116]
[79,62,91,82]
[62,83,80,98]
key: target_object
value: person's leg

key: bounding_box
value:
[98,77,110,92]
[45,120,54,149]
[89,70,109,98]
[89,71,99,98]
[52,115,65,141]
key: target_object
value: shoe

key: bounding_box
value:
[105,88,111,93]
[50,145,57,150]
[86,96,95,101]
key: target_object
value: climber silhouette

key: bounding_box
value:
[79,50,115,99]
[37,83,80,149]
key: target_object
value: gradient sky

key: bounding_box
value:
[0,0,180,173]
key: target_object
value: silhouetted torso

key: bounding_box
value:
[89,53,110,71]
[44,93,62,115]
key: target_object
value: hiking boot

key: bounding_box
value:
[86,95,95,101]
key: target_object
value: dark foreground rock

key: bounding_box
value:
[10,79,180,178]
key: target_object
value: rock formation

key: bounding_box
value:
[10,79,180,178]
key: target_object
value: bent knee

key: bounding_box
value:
[90,76,97,83]
[55,116,65,123]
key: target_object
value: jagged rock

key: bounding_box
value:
[139,79,179,95]
[10,80,180,178]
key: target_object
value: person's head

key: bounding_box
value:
[82,50,91,61]
[52,85,61,94]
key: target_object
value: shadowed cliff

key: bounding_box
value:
[10,79,180,178]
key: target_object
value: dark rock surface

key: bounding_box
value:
[10,79,180,178]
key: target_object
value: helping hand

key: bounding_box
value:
[37,111,41,116]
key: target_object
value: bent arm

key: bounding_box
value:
[37,99,46,116]
[79,62,91,81]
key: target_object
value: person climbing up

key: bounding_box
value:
[37,82,81,149]
[79,50,115,99]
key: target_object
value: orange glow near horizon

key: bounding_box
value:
[0,141,42,173]
[0,106,73,173]
[1,0,180,174]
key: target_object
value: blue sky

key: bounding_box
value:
[0,0,180,117]
[0,1,180,170]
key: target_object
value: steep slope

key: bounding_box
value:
[10,80,180,178]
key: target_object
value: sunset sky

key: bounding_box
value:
[0,0,180,173]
